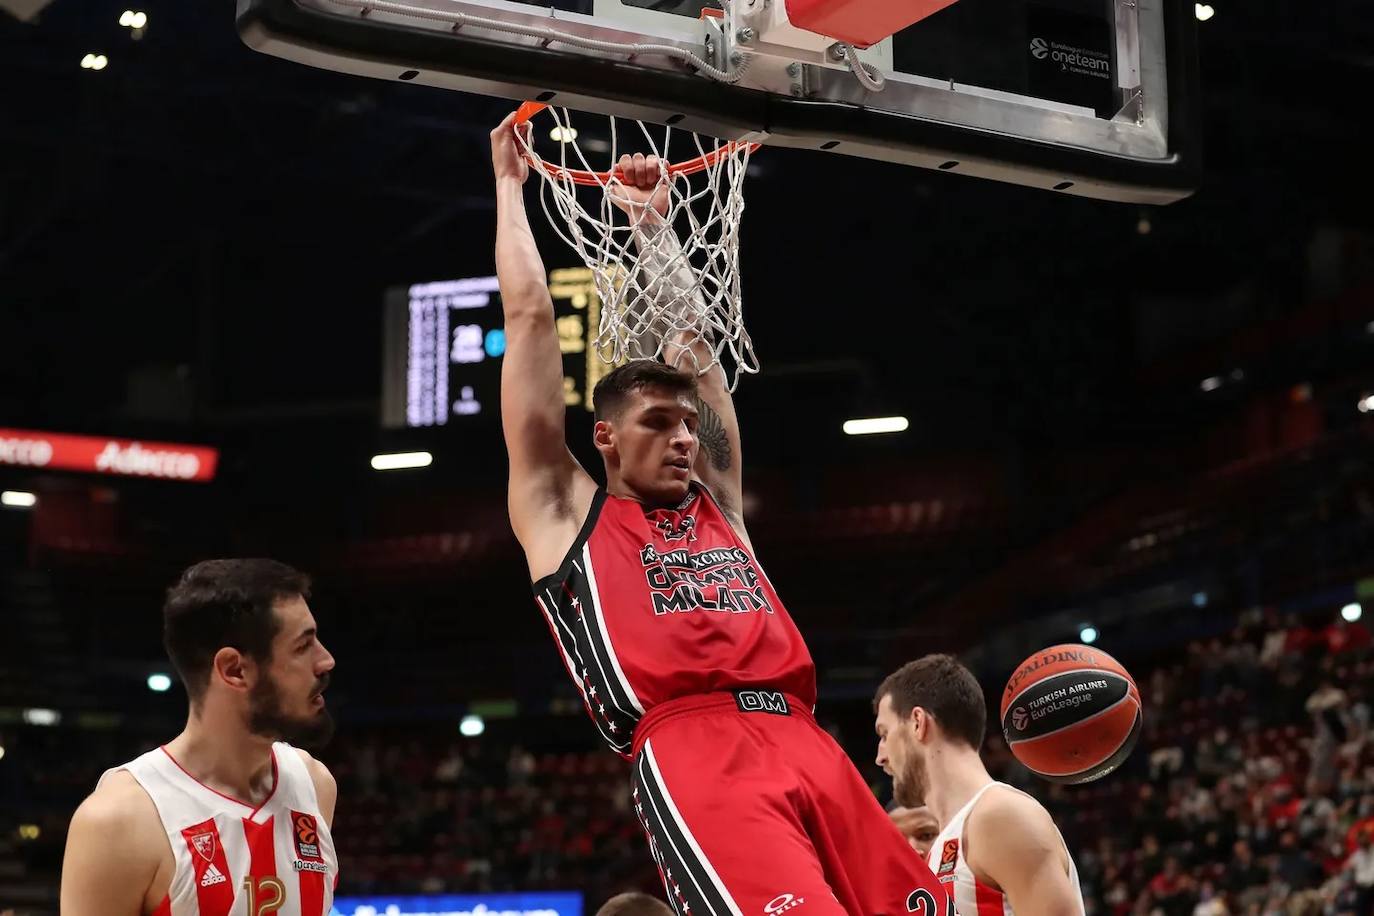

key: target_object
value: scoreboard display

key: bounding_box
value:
[382,267,614,428]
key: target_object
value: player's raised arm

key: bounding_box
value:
[492,113,597,573]
[611,153,748,540]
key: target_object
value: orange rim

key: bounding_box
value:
[514,102,759,187]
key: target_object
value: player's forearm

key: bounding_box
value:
[495,178,552,315]
[630,217,717,374]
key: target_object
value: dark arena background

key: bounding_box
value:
[3,1,1374,915]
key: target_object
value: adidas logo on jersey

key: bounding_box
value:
[200,864,227,887]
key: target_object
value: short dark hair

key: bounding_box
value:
[163,559,312,703]
[592,359,697,422]
[875,654,986,750]
[594,894,675,916]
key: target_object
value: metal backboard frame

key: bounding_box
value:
[237,0,1200,203]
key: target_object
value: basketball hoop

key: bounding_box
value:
[513,103,761,391]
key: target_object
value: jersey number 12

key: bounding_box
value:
[243,876,286,915]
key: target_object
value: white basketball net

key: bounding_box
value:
[516,107,759,390]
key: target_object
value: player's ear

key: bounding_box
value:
[593,419,615,455]
[212,647,252,694]
[911,706,931,741]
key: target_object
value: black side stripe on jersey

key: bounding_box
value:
[535,589,629,753]
[555,570,638,749]
[569,552,644,719]
[537,586,630,753]
[530,490,640,755]
[635,741,742,916]
[536,587,580,676]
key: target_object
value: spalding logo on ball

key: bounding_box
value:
[1001,643,1142,784]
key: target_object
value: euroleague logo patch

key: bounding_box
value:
[293,811,323,862]
[1011,706,1029,731]
[937,839,959,877]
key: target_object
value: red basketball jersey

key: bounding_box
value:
[533,483,816,755]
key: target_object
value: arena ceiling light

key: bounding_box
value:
[1194,3,1214,21]
[1079,625,1099,644]
[370,451,433,471]
[459,714,485,737]
[22,708,60,726]
[119,10,147,28]
[147,673,173,692]
[0,745,6,761]
[1358,394,1374,414]
[1342,603,1363,623]
[1200,376,1223,392]
[549,125,578,143]
[1,490,36,508]
[80,53,109,71]
[842,417,909,436]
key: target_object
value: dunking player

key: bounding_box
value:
[492,112,944,916]
[61,560,339,916]
[874,655,1085,916]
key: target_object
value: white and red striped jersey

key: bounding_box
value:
[100,742,337,916]
[927,782,1083,916]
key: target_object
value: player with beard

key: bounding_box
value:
[874,655,1084,916]
[61,559,339,916]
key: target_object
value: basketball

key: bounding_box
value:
[1000,644,1143,784]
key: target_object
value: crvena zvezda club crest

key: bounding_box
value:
[190,832,216,862]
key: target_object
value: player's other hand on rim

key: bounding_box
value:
[491,111,531,185]
[609,153,670,223]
